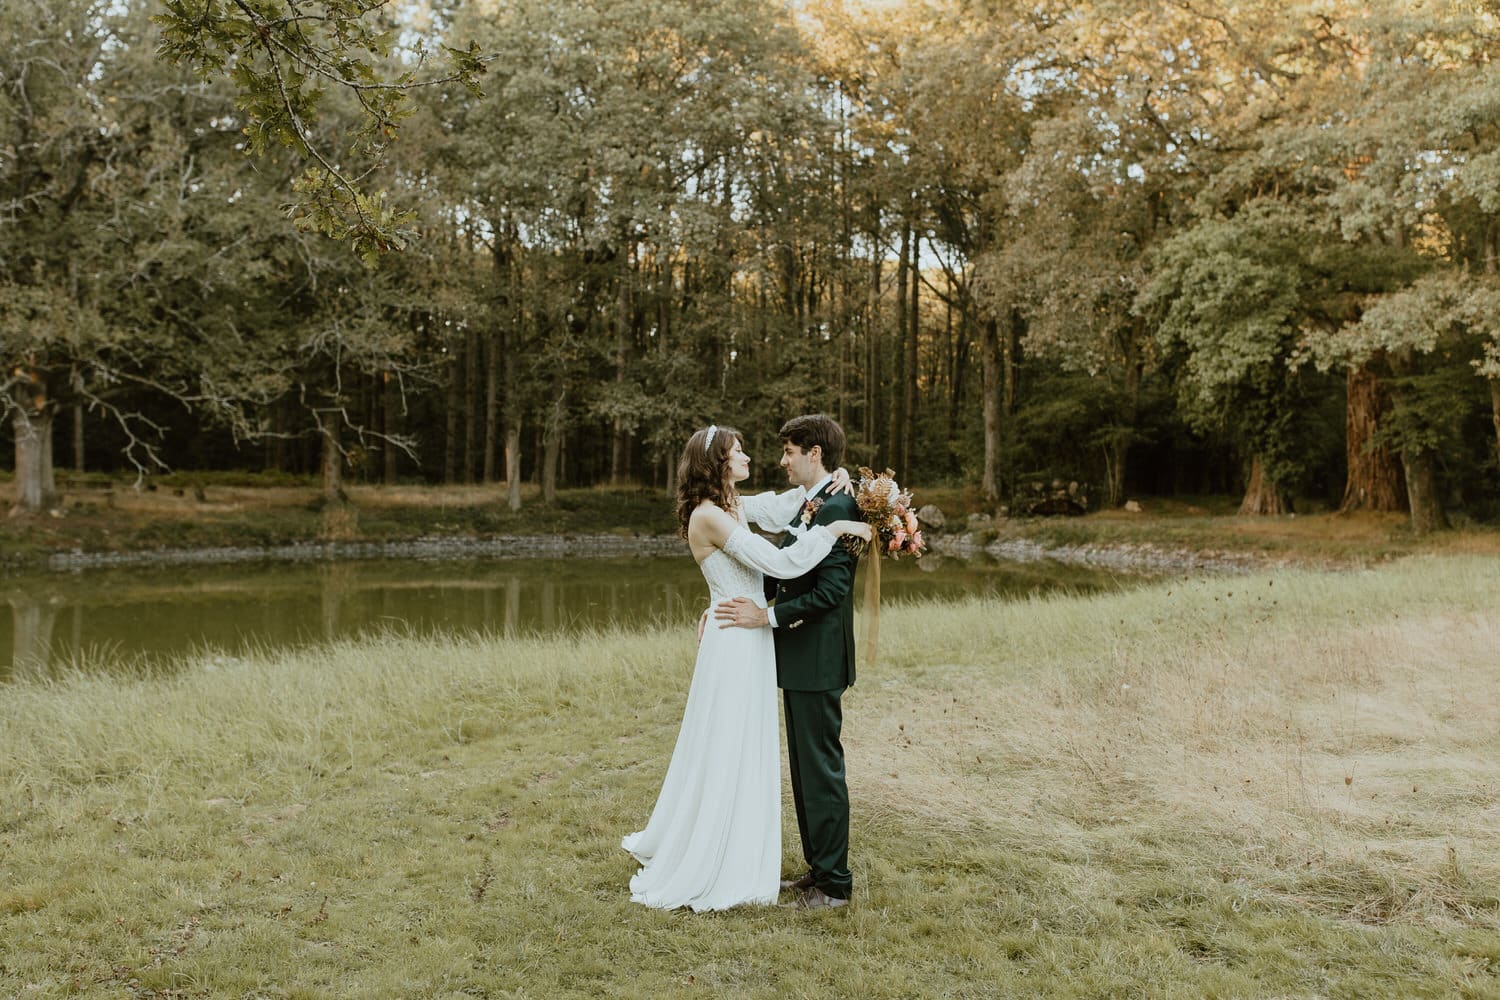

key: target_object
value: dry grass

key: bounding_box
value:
[854,586,1500,931]
[1,556,1498,997]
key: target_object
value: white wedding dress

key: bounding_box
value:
[621,488,834,911]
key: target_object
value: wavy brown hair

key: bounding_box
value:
[676,424,743,539]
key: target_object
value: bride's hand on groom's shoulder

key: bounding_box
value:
[830,467,854,496]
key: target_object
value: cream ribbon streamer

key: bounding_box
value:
[863,542,881,669]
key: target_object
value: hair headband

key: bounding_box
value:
[704,424,717,453]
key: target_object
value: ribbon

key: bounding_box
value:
[863,542,881,669]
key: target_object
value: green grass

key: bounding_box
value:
[3,557,1498,997]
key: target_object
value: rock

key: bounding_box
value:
[1014,477,1091,517]
[966,512,992,526]
[1124,500,1142,513]
[915,504,946,530]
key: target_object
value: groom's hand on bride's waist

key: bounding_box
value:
[714,596,769,630]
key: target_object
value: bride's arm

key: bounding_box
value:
[739,487,806,532]
[721,524,835,579]
[693,502,867,579]
[740,468,853,530]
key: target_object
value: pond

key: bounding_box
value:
[1,550,1146,681]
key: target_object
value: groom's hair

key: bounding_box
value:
[778,414,844,472]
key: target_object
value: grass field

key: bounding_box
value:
[2,557,1499,997]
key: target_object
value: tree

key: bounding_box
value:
[153,0,485,262]
[1,0,229,512]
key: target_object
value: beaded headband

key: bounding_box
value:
[704,424,717,453]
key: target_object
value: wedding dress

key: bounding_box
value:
[621,488,834,911]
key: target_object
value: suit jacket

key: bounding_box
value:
[765,484,858,692]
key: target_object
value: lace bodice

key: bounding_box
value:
[700,546,767,605]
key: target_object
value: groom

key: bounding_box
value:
[716,413,857,911]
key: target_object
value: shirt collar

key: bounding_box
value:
[806,473,833,500]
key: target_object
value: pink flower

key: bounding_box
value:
[891,528,907,548]
[910,531,923,550]
[904,511,919,534]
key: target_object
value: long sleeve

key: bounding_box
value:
[722,524,834,579]
[739,488,808,532]
[767,493,859,630]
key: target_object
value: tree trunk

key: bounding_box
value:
[1103,437,1127,509]
[980,316,1002,502]
[902,225,919,476]
[382,372,399,485]
[890,222,909,469]
[12,403,59,514]
[1490,378,1500,474]
[316,408,345,503]
[463,327,479,483]
[71,401,84,474]
[541,384,565,505]
[865,243,881,448]
[942,292,955,437]
[484,326,501,483]
[505,424,522,512]
[1401,447,1448,534]
[1339,363,1407,512]
[443,351,460,485]
[1103,336,1143,509]
[1238,454,1290,515]
[611,274,631,484]
[1005,307,1023,414]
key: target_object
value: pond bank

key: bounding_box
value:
[38,532,689,571]
[31,529,1277,574]
[930,534,1270,573]
[7,481,1492,574]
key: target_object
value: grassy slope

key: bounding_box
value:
[0,482,679,567]
[3,557,1498,997]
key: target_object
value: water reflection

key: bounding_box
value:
[1,552,1141,680]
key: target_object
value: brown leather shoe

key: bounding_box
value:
[797,887,849,910]
[779,872,816,892]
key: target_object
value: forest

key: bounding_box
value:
[6,0,1500,534]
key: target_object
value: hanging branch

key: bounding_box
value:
[154,0,489,262]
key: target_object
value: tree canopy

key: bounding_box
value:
[5,0,1500,533]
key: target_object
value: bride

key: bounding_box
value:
[621,423,870,911]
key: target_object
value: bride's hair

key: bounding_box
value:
[676,424,742,539]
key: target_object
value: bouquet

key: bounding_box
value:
[848,467,925,559]
[848,467,925,669]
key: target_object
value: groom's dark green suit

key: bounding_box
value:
[765,482,858,900]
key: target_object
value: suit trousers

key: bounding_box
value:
[782,687,852,899]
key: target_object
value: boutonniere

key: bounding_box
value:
[800,497,825,526]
